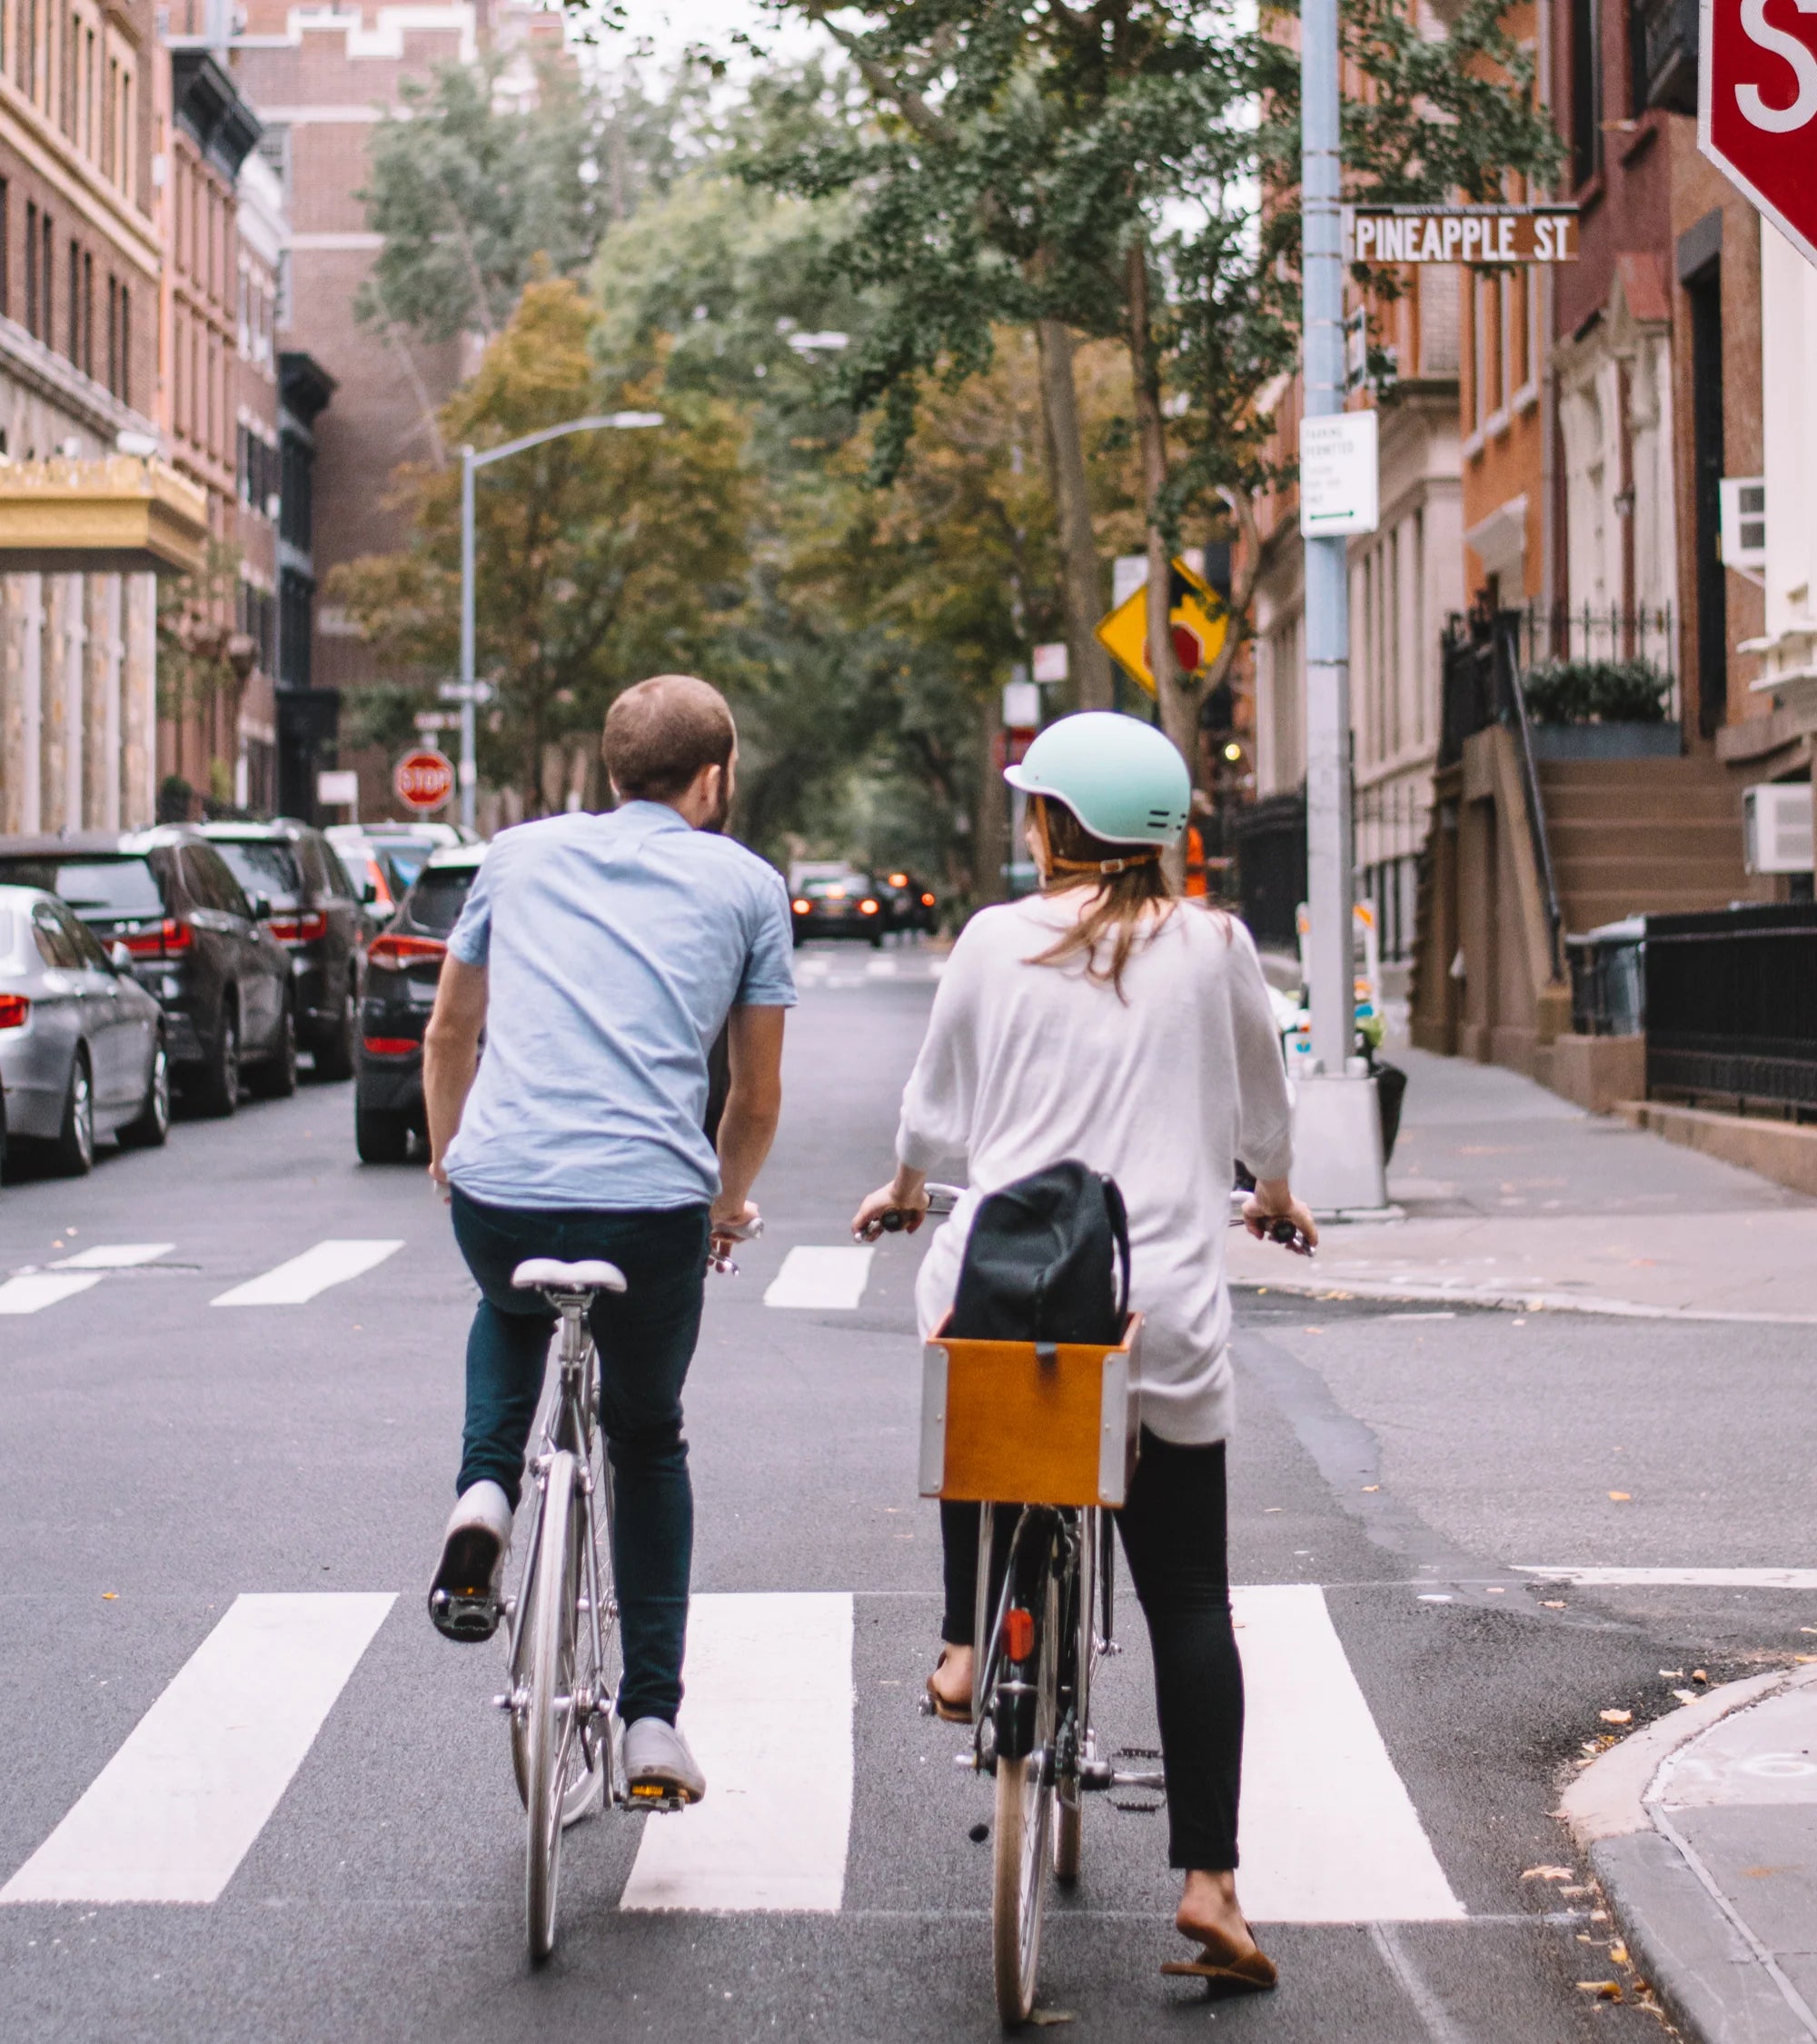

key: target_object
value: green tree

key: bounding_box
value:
[328,279,756,813]
[750,0,1563,782]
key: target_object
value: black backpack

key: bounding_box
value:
[948,1160,1131,1345]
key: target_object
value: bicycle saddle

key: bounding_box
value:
[511,1258,628,1294]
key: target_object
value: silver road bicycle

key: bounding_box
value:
[496,1224,756,1961]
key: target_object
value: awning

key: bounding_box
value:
[0,457,210,576]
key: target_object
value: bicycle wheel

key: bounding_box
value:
[992,1563,1060,2027]
[522,1450,585,1961]
[1053,1511,1097,1886]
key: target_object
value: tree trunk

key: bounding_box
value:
[1125,240,1201,887]
[1035,319,1114,711]
[976,692,1009,906]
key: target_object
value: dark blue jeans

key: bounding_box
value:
[450,1188,710,1727]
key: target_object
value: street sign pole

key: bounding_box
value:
[459,446,477,831]
[1298,0,1388,1211]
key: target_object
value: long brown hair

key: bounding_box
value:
[1025,796,1176,999]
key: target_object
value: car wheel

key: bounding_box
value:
[192,1006,241,1118]
[249,998,299,1099]
[51,1052,95,1176]
[119,1037,172,1149]
[355,1105,412,1165]
[312,985,357,1083]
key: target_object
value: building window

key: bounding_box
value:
[67,237,78,362]
[1572,0,1603,188]
[24,202,37,337]
[119,283,129,407]
[40,208,52,343]
[106,274,117,392]
[0,180,9,322]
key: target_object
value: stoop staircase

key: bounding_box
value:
[1539,756,1760,937]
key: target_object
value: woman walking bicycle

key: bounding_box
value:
[853,711,1317,1996]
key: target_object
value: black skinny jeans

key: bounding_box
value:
[941,1432,1243,1873]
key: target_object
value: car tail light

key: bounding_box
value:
[889,872,908,887]
[859,898,879,915]
[120,918,191,958]
[366,934,447,971]
[0,993,28,1029]
[268,909,329,946]
[362,1036,420,1057]
[1003,1607,1035,1662]
[791,898,809,914]
[921,893,936,907]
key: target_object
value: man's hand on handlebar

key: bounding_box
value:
[709,1197,762,1259]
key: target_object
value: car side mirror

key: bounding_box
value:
[251,893,273,921]
[108,940,133,972]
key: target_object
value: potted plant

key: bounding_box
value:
[1518,659,1682,759]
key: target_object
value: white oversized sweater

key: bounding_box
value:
[896,895,1294,1446]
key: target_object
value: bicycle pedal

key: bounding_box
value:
[1109,1798,1165,1815]
[626,1783,690,1812]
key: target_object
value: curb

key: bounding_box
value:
[1230,1273,1817,1325]
[1558,1667,1817,2044]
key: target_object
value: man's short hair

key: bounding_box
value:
[602,675,737,804]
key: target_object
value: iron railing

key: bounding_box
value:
[1233,791,1307,952]
[1566,922,1646,1036]
[1643,904,1817,1116]
[1440,609,1564,977]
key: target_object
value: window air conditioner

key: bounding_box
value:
[1743,782,1813,874]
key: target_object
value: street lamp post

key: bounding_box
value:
[454,411,663,830]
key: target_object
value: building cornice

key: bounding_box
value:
[0,455,209,574]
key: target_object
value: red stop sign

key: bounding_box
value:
[394,749,455,813]
[1702,0,1817,263]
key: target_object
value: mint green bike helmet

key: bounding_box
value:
[1004,711,1191,846]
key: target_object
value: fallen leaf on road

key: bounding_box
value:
[1801,1627,1816,1636]
[1521,1866,1574,1881]
[1607,1492,1632,1503]
[1660,1669,1684,1678]
[1609,1943,1629,1966]
[1795,1655,1817,1665]
[1692,1669,1708,1682]
[1362,1484,1379,1493]
[1026,2011,1076,2027]
[1576,1981,1623,2000]
[101,1592,117,1601]
[1673,1690,1697,1705]
[1599,1709,1633,1724]
[1543,1600,1568,1610]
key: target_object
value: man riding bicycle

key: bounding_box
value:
[422,673,795,1808]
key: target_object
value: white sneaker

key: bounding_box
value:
[427,1480,513,1642]
[623,1717,706,1805]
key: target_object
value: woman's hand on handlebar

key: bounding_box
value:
[1243,1178,1318,1256]
[853,1166,929,1242]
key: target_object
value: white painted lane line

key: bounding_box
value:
[1235,1584,1465,1922]
[51,1243,174,1270]
[1515,1566,1817,1590]
[0,1593,395,1905]
[0,1273,104,1315]
[211,1238,403,1306]
[864,957,898,977]
[621,1592,853,1913]
[762,1245,875,1311]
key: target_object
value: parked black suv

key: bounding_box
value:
[0,829,295,1115]
[200,820,362,1079]
[355,844,486,1163]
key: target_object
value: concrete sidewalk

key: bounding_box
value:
[1227,1047,1817,1320]
[1563,1666,1817,2043]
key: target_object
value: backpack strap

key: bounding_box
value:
[1099,1174,1132,1327]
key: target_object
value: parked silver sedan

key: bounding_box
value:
[0,884,170,1177]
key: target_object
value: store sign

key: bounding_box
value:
[1347,205,1579,264]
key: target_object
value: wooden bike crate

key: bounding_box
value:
[918,1315,1143,1508]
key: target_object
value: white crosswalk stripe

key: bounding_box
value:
[621,1593,854,1912]
[0,1272,104,1315]
[0,1243,176,1315]
[211,1238,403,1306]
[763,1245,875,1310]
[1515,1564,1817,1589]
[1233,1585,1464,1922]
[0,1581,1461,1921]
[0,1593,394,1905]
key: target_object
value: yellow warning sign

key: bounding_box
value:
[1093,556,1228,696]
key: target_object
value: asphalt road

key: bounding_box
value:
[2,941,1812,2041]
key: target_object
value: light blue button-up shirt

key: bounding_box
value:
[442,803,796,1212]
